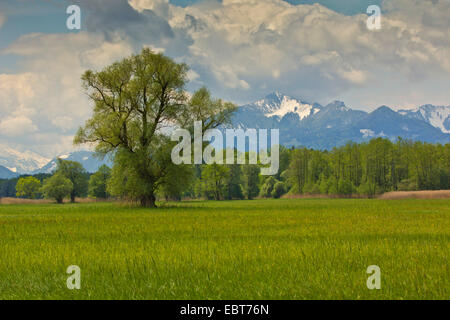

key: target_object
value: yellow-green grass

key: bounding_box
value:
[0,199,448,300]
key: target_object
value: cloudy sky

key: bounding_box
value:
[0,0,449,157]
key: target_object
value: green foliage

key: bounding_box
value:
[327,176,338,195]
[75,49,235,207]
[0,177,19,198]
[223,165,244,200]
[41,173,73,204]
[242,165,260,200]
[318,176,330,194]
[397,179,417,191]
[15,177,41,199]
[271,181,287,198]
[184,138,449,201]
[56,159,88,203]
[201,164,230,200]
[303,182,320,195]
[88,165,111,199]
[158,164,195,201]
[259,176,277,198]
[357,182,377,198]
[337,179,355,197]
[275,139,449,197]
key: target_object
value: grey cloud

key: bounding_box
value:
[77,0,175,48]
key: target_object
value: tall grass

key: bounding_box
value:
[0,199,448,299]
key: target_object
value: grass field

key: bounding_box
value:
[0,199,448,300]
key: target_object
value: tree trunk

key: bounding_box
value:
[140,194,157,208]
[70,192,76,203]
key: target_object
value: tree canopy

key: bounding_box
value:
[88,165,111,199]
[15,176,41,199]
[56,159,89,203]
[75,49,236,207]
[41,173,73,204]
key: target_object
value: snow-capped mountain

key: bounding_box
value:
[399,105,450,133]
[0,146,50,174]
[0,147,111,177]
[33,151,112,174]
[233,93,450,149]
[253,92,319,120]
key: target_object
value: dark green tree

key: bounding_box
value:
[56,159,88,203]
[88,165,111,199]
[75,49,235,207]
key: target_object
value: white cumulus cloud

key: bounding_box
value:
[0,32,133,156]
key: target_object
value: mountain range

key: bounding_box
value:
[0,150,112,179]
[232,92,450,149]
[1,92,449,179]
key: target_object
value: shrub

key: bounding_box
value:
[259,177,277,198]
[271,181,287,199]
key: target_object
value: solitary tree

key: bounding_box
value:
[56,159,88,203]
[41,173,73,204]
[75,49,235,207]
[16,176,41,199]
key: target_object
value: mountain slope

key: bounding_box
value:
[0,146,50,174]
[354,106,448,142]
[232,93,450,149]
[399,105,450,133]
[0,165,18,179]
[34,151,112,174]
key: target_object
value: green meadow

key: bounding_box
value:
[0,199,448,300]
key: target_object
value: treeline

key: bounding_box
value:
[170,138,449,200]
[0,160,110,202]
[0,173,51,198]
[1,138,449,203]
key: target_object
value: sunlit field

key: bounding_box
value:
[0,199,448,300]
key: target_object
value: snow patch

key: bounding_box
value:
[400,105,450,133]
[0,146,51,173]
[265,96,313,120]
[419,107,450,133]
